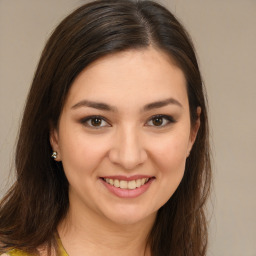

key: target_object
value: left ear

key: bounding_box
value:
[187,107,201,157]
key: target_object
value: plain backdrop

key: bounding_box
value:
[0,0,255,255]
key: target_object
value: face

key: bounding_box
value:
[51,47,200,226]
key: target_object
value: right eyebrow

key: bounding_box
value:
[71,100,118,112]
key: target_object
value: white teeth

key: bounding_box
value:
[104,178,150,189]
[136,179,141,187]
[114,179,119,187]
[128,180,136,190]
[119,180,128,189]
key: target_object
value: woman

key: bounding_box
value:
[0,0,211,255]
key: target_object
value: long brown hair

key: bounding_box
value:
[0,1,211,255]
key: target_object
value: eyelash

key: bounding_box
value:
[147,114,176,127]
[80,115,110,129]
[80,114,176,129]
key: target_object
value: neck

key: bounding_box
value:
[58,201,155,256]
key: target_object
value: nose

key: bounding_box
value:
[108,126,148,170]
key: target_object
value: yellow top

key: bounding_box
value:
[2,237,68,256]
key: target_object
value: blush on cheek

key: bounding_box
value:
[158,140,187,164]
[61,144,107,186]
[155,143,187,192]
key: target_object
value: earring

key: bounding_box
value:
[51,151,57,159]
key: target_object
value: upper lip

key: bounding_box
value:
[100,175,155,181]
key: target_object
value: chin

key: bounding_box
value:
[101,204,157,226]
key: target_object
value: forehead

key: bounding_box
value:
[65,47,188,110]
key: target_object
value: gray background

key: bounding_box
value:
[0,0,255,255]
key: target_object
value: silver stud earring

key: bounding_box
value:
[51,151,57,159]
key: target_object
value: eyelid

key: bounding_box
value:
[80,115,111,128]
[145,114,176,127]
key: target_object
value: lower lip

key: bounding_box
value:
[100,178,154,198]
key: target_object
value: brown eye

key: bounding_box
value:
[80,116,110,128]
[91,118,102,126]
[152,117,163,126]
[147,115,176,127]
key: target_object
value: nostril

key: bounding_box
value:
[108,150,148,170]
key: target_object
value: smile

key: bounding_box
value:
[103,178,150,190]
[100,176,155,198]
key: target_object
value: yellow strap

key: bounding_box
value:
[5,233,68,256]
[57,238,69,256]
[6,240,68,256]
[7,249,33,256]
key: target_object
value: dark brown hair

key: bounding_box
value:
[0,0,211,255]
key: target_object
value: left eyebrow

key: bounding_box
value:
[142,98,183,112]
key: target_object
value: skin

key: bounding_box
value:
[50,47,200,256]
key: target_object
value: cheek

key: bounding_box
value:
[150,132,189,171]
[58,128,108,178]
[158,142,187,188]
[148,131,190,197]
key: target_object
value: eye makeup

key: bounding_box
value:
[78,114,177,130]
